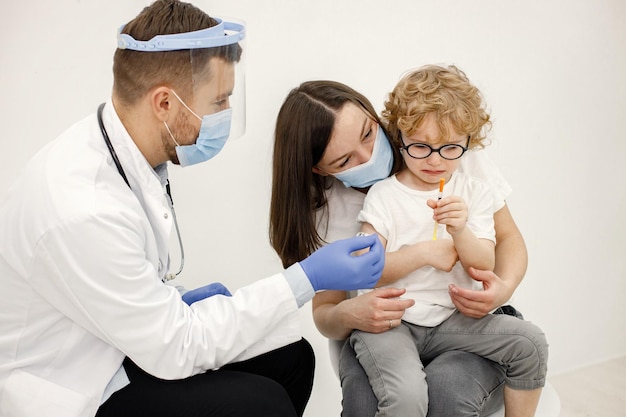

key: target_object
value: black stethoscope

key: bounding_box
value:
[97,103,184,281]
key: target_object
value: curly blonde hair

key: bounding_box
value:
[382,64,491,150]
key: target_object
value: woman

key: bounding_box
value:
[270,80,528,416]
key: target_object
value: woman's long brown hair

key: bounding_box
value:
[269,81,401,268]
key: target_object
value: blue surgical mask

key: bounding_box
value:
[165,90,232,167]
[333,126,394,188]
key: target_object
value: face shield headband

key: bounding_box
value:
[117,19,245,51]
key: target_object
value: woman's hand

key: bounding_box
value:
[341,288,415,334]
[448,267,514,318]
[312,288,414,339]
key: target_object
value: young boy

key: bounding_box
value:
[349,65,548,417]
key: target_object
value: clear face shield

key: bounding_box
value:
[117,18,246,141]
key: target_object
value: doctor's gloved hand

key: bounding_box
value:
[182,282,232,305]
[300,234,384,292]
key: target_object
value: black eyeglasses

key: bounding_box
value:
[401,136,470,160]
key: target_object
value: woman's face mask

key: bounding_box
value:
[164,90,232,167]
[332,125,394,188]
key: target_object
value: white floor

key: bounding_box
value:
[548,356,626,417]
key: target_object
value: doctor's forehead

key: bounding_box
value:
[193,59,234,92]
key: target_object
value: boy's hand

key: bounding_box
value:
[427,195,468,236]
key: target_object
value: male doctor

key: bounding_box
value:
[0,1,384,416]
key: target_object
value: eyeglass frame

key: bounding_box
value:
[400,135,471,160]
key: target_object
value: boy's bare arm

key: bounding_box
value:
[449,227,495,272]
[429,195,495,272]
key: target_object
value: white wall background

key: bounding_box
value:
[2,1,625,415]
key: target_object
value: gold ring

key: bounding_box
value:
[389,319,393,329]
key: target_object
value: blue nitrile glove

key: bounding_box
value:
[182,282,232,305]
[299,234,384,291]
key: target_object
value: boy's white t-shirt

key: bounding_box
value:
[356,171,495,326]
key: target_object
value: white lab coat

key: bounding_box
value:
[0,101,301,417]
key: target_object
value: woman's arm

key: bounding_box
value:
[492,204,528,290]
[448,203,527,318]
[312,289,414,340]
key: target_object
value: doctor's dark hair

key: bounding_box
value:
[270,81,402,268]
[113,0,242,106]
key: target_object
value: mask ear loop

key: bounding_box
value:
[163,121,181,146]
[164,90,203,148]
[170,90,202,121]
